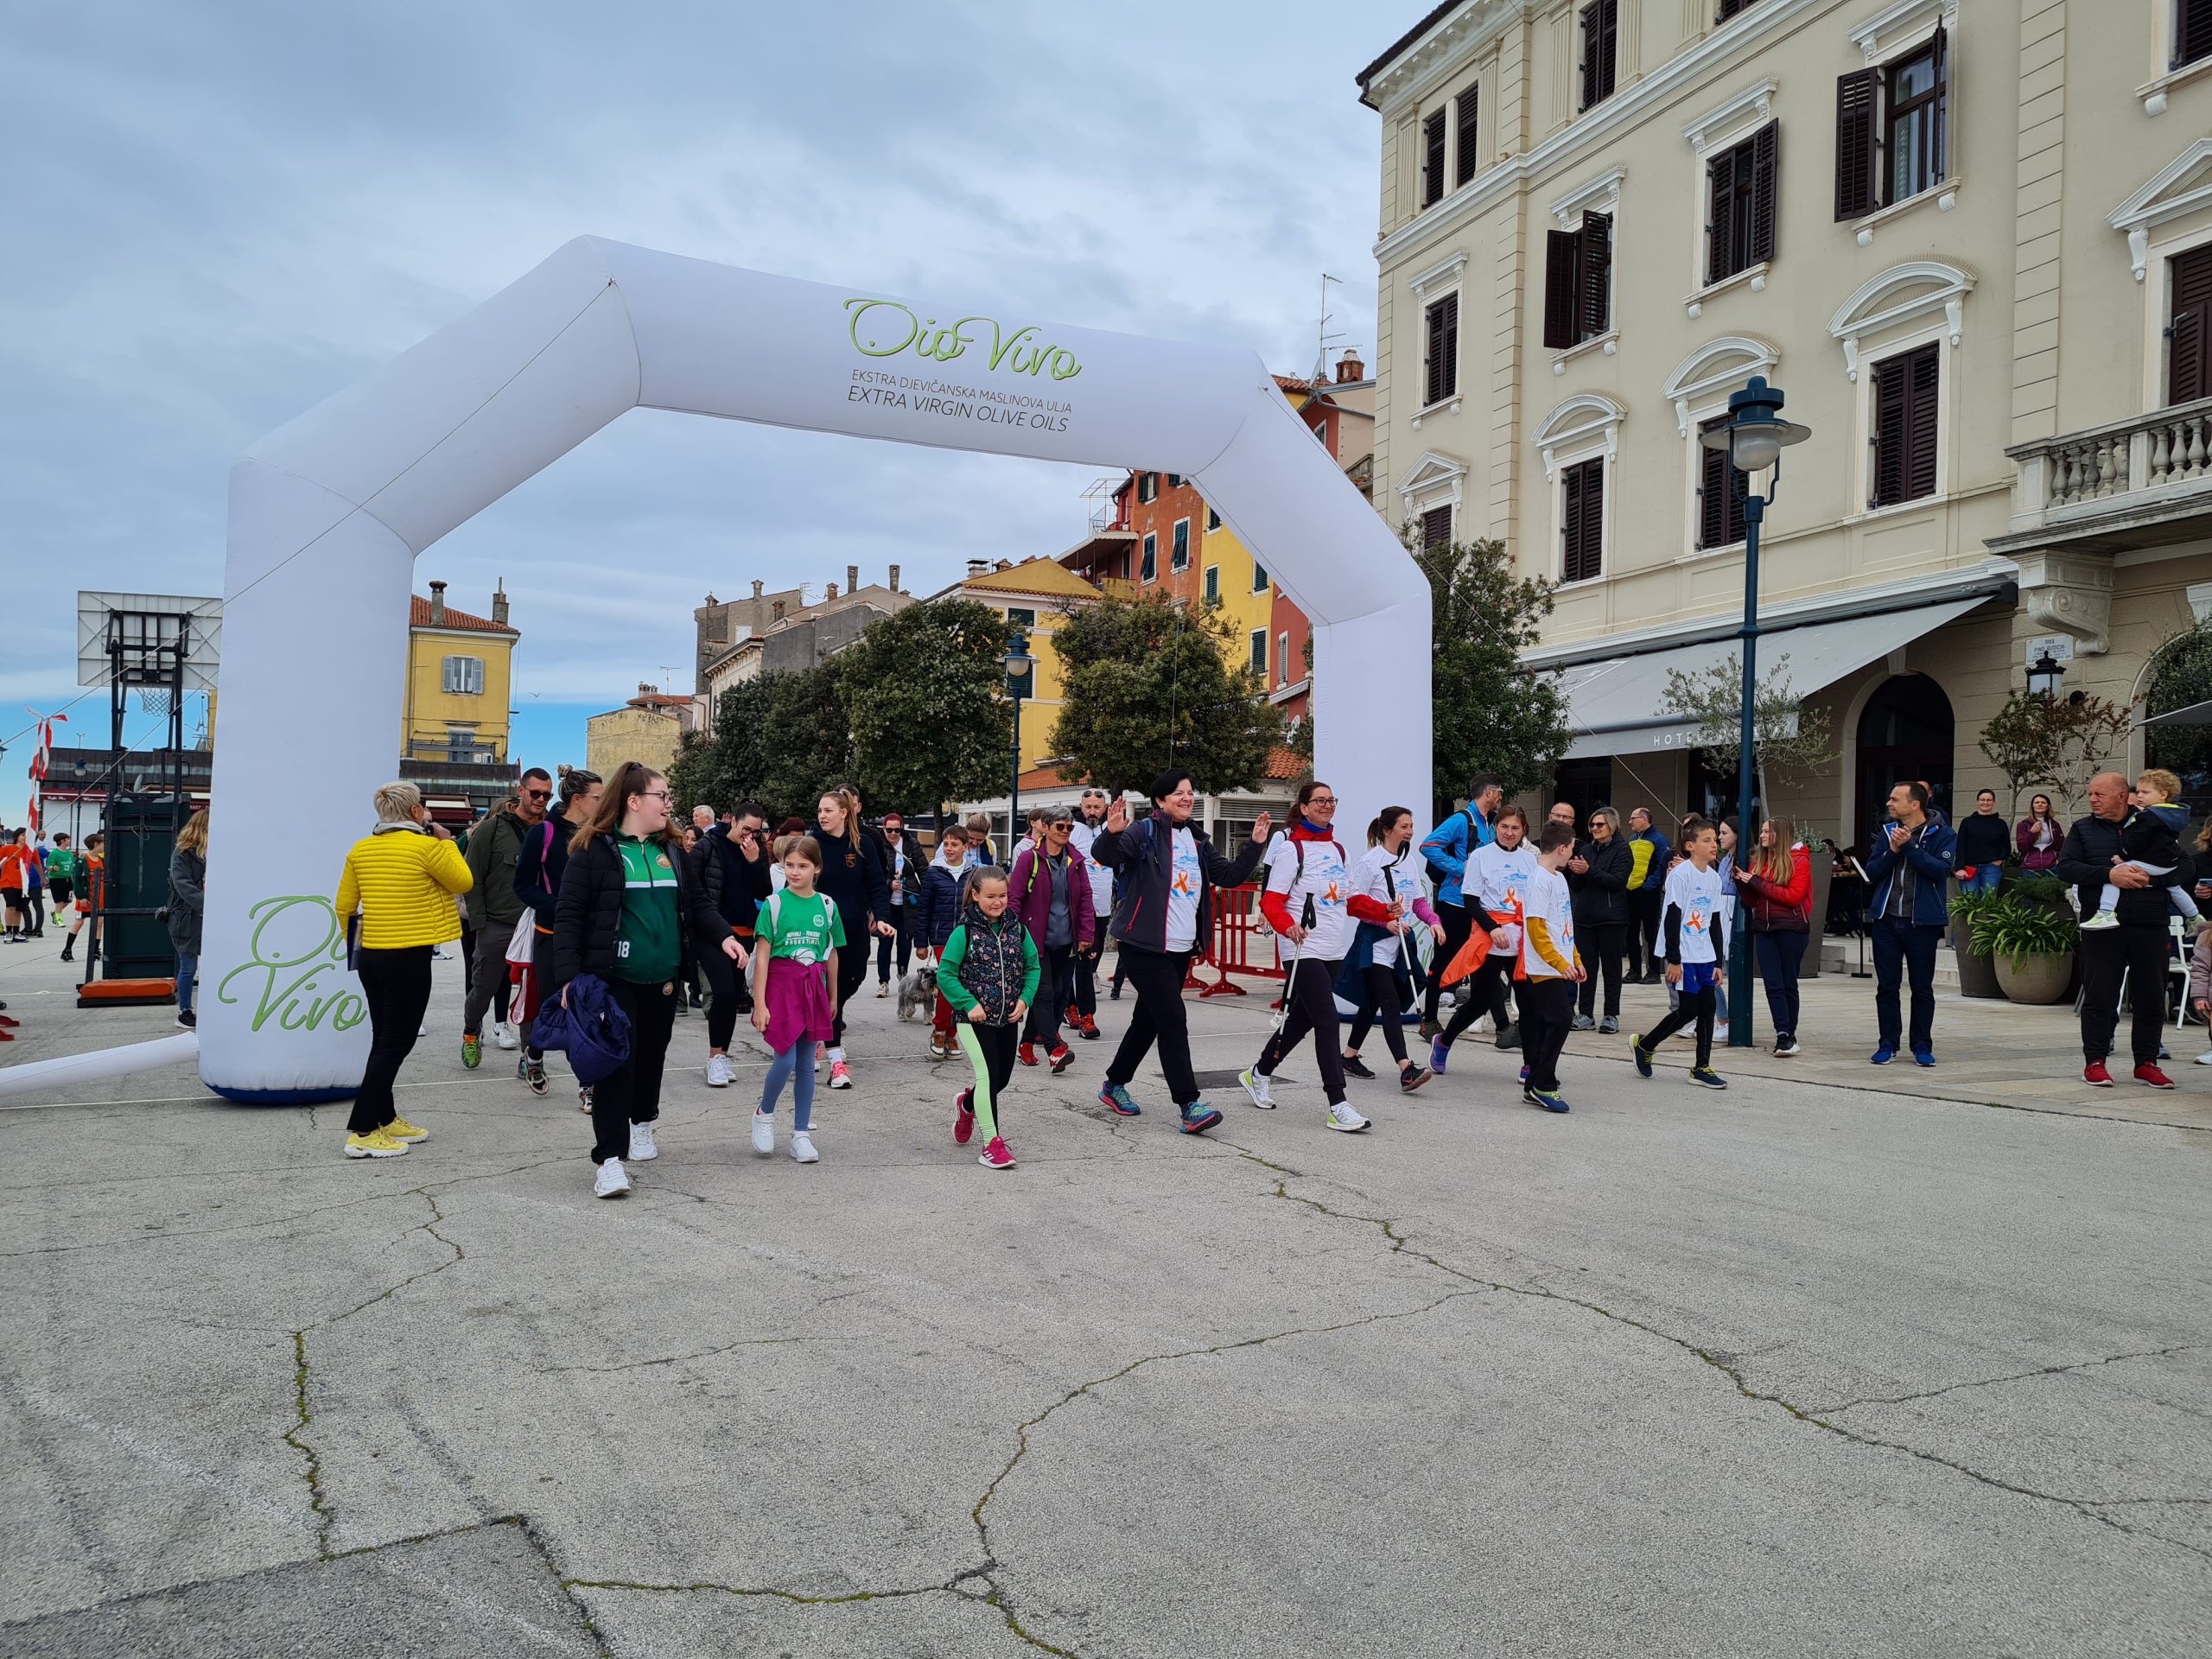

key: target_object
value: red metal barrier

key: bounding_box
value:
[1191,882,1284,998]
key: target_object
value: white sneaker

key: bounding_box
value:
[2080,910,2120,931]
[628,1122,658,1161]
[705,1052,733,1088]
[828,1059,853,1090]
[493,1022,519,1051]
[1325,1100,1371,1134]
[752,1111,774,1155]
[2195,1050,2212,1065]
[594,1157,630,1198]
[1238,1066,1275,1109]
[791,1130,818,1163]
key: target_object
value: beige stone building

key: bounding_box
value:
[696,566,914,726]
[585,685,696,784]
[1358,0,2212,845]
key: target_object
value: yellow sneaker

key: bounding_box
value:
[344,1130,410,1160]
[385,1117,429,1142]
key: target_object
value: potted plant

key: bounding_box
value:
[1947,883,2005,1000]
[1971,896,2080,1005]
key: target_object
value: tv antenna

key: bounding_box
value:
[1313,272,1345,385]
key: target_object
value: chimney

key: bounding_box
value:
[846,563,860,594]
[966,558,989,579]
[772,601,787,623]
[639,681,655,699]
[995,558,1013,572]
[888,563,901,592]
[428,580,447,626]
[1336,348,1364,384]
[824,582,840,601]
[491,579,509,627]
[751,579,764,600]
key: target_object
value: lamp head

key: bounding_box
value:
[1698,375,1810,485]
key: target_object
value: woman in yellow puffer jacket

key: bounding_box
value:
[334,782,473,1160]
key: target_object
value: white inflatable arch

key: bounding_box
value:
[197,238,1429,1102]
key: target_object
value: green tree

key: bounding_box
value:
[1662,652,1834,813]
[2145,619,2212,783]
[836,599,1014,816]
[762,658,859,819]
[668,678,775,815]
[1977,689,2067,816]
[1417,531,1571,815]
[1048,594,1283,796]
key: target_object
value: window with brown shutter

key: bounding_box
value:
[1454,85,1480,187]
[1707,137,1754,283]
[1834,68,1880,220]
[1717,0,1759,17]
[1698,417,1750,549]
[1560,458,1605,582]
[1543,213,1612,350]
[1421,505,1454,550]
[1748,122,1778,264]
[1835,28,1946,220]
[1580,0,1618,111]
[1422,110,1447,208]
[1424,292,1459,407]
[2181,0,2212,68]
[1870,342,1940,508]
[2170,244,2212,406]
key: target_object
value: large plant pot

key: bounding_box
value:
[1996,950,2075,1005]
[1953,943,2004,999]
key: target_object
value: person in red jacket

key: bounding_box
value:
[1237,781,1397,1134]
[1732,817,1814,1056]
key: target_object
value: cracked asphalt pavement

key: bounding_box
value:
[3,940,2209,1656]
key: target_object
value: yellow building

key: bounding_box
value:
[586,686,696,783]
[404,580,518,766]
[950,557,1108,772]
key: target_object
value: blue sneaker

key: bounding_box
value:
[1178,1101,1224,1135]
[1630,1033,1653,1078]
[1100,1082,1141,1116]
[1911,1048,1936,1068]
[1531,1088,1571,1113]
[1430,1036,1449,1075]
[1518,1065,1529,1084]
[1871,1046,1897,1065]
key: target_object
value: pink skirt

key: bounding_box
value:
[762,955,836,1053]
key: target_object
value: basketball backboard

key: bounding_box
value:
[76,592,222,693]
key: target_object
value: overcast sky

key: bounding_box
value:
[1,0,1398,824]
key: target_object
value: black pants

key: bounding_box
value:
[1072,923,1109,1017]
[1423,903,1474,1024]
[697,937,743,1051]
[460,925,475,995]
[1630,888,1665,978]
[963,1020,1020,1135]
[1754,931,1807,1039]
[1444,951,1516,1046]
[1256,956,1349,1104]
[352,945,433,1136]
[1520,977,1575,1092]
[1345,962,1413,1066]
[1105,943,1199,1106]
[594,977,677,1164]
[1576,921,1625,1018]
[1024,941,1072,1048]
[2080,924,2170,1067]
[876,908,912,984]
[830,939,870,1047]
[1870,916,1941,1054]
[1645,976,1715,1067]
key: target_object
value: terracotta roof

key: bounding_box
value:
[630,693,691,708]
[1016,761,1084,792]
[1356,0,1468,99]
[410,594,517,635]
[1263,747,1306,781]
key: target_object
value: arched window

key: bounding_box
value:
[1855,675,1955,846]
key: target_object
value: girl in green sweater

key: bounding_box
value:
[936,868,1040,1171]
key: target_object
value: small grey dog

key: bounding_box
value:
[895,964,937,1022]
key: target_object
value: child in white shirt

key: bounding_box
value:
[1631,818,1730,1090]
[1516,823,1586,1111]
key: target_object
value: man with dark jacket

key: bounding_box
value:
[2057,770,2188,1089]
[692,801,773,1086]
[1864,780,1956,1067]
[1567,807,1632,1032]
[461,769,550,1066]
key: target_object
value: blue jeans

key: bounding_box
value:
[1960,864,2001,894]
[760,1040,817,1131]
[1870,917,1942,1054]
[176,950,199,1015]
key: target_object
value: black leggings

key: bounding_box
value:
[1255,956,1348,1105]
[1024,942,1072,1047]
[876,908,911,983]
[1645,978,1715,1067]
[1444,952,1516,1046]
[1344,963,1412,1066]
[1423,904,1473,1024]
[697,938,742,1051]
[593,978,677,1164]
[830,939,870,1047]
[1105,943,1198,1105]
[1576,921,1626,1018]
[351,945,433,1136]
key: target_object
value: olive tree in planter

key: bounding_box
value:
[1971,897,2080,1005]
[1947,884,2005,1001]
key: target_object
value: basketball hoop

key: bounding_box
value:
[140,688,171,718]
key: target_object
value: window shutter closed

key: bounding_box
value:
[2181,0,2212,68]
[1834,68,1880,220]
[2171,244,2212,405]
[1561,459,1604,583]
[1872,342,1940,506]
[1425,292,1459,405]
[1707,146,1737,286]
[1422,110,1447,207]
[1454,86,1480,186]
[1717,0,1751,17]
[1872,357,1907,506]
[1747,122,1779,264]
[1580,2,1618,110]
[1904,343,1940,499]
[1580,212,1612,339]
[1929,22,1948,179]
[1421,505,1453,550]
[1543,229,1579,350]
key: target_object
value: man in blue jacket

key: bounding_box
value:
[1864,779,1957,1067]
[1418,775,1501,1033]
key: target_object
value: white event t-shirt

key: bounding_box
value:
[1662,861,1726,966]
[1068,818,1115,915]
[1264,833,1353,960]
[1352,842,1426,968]
[1517,866,1577,980]
[1467,840,1540,956]
[1163,824,1204,952]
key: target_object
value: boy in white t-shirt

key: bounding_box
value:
[1517,823,1586,1113]
[1630,817,1729,1090]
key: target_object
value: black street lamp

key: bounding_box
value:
[1004,629,1033,855]
[1698,375,1810,1049]
[2026,648,2066,700]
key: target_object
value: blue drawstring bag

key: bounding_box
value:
[529,971,632,1084]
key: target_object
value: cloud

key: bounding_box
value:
[0,0,1390,819]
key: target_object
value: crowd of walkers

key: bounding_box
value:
[305,751,2212,1192]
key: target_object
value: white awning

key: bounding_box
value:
[2139,698,2212,728]
[1555,596,1988,760]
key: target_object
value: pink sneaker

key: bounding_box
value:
[954,1088,976,1145]
[978,1136,1015,1170]
[828,1059,853,1090]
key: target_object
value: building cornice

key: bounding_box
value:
[2107,138,2212,279]
[1374,0,1823,270]
[1362,1,1528,115]
[1681,78,1776,157]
